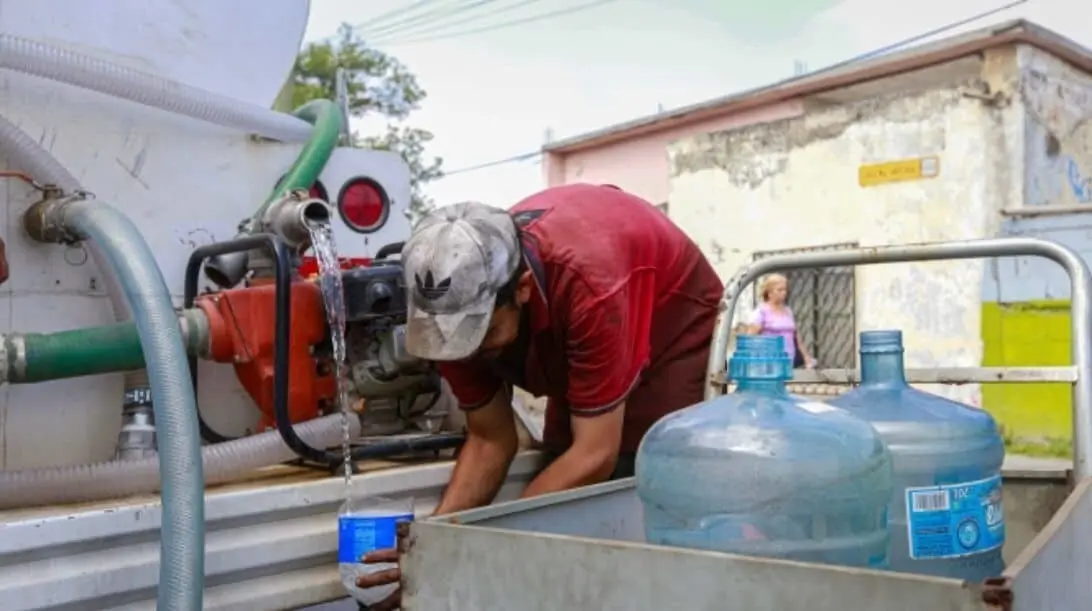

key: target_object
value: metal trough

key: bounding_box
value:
[401,237,1092,611]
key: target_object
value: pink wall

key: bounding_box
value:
[543,101,805,206]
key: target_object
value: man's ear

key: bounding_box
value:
[515,270,534,304]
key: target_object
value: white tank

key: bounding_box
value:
[0,0,413,469]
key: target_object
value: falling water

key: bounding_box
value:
[305,219,354,489]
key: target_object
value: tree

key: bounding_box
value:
[288,23,443,221]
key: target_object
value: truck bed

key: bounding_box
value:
[401,455,1076,611]
[0,450,546,611]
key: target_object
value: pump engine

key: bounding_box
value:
[190,232,447,445]
[340,251,446,436]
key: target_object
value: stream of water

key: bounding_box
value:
[305,220,353,489]
[309,221,410,606]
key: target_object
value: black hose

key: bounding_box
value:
[186,235,463,469]
[374,241,404,260]
[184,244,236,444]
[185,234,330,463]
[268,235,335,464]
[351,432,465,460]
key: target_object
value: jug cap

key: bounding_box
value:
[729,335,792,381]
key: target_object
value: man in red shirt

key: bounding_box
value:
[355,183,722,609]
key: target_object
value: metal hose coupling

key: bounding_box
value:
[262,190,332,249]
[22,189,92,244]
[204,190,331,288]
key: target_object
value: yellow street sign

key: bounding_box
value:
[858,156,940,187]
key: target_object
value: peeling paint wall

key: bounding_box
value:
[981,213,1092,450]
[974,44,1092,453]
[1021,46,1092,209]
[669,59,1022,405]
[542,103,803,206]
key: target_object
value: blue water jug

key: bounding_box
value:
[636,334,893,569]
[828,330,1005,580]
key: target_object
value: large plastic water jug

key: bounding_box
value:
[636,334,893,569]
[828,330,1005,580]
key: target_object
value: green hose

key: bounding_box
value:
[250,99,343,224]
[203,100,343,289]
[2,311,207,384]
[9,323,144,383]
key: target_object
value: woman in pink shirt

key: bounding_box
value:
[745,273,816,369]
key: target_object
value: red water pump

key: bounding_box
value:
[183,232,449,468]
[194,279,336,430]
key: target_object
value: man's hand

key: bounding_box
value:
[356,548,401,611]
[351,388,516,610]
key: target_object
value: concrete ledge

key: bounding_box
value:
[1004,454,1071,479]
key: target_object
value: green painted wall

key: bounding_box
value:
[981,300,1072,456]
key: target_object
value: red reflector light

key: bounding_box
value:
[338,177,389,233]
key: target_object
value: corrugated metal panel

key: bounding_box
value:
[0,452,544,611]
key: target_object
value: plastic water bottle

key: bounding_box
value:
[636,334,894,569]
[829,330,1006,580]
[338,495,415,607]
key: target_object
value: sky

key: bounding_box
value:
[303,0,1082,209]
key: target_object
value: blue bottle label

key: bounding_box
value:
[905,474,1005,560]
[337,513,415,563]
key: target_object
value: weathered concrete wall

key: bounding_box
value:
[982,212,1092,452]
[1021,46,1092,209]
[976,44,1092,453]
[668,58,1021,405]
[542,103,804,207]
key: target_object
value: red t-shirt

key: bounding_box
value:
[438,183,722,454]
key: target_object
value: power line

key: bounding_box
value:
[363,0,509,40]
[370,0,548,44]
[312,0,467,43]
[426,1,1034,179]
[442,151,542,177]
[836,0,1028,66]
[380,0,618,46]
[358,0,451,32]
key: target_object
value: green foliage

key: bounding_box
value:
[290,23,442,220]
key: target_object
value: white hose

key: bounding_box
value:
[0,33,312,142]
[0,413,358,509]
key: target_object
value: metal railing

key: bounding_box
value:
[705,237,1092,480]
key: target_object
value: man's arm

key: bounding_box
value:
[520,272,655,498]
[433,386,519,515]
[519,401,626,498]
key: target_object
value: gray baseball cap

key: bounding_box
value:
[402,201,521,361]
